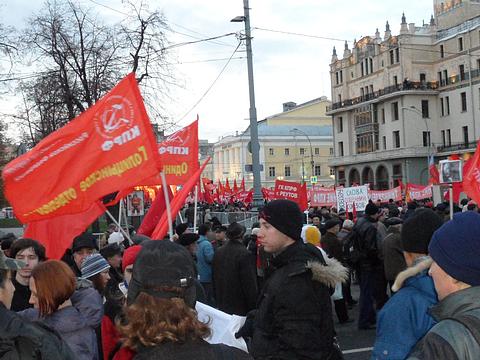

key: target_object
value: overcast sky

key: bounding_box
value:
[1,0,434,142]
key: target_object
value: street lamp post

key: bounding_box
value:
[291,128,314,180]
[231,0,263,209]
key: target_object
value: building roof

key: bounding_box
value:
[243,120,332,137]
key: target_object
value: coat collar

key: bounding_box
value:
[429,286,480,321]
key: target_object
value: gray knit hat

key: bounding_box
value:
[81,253,110,279]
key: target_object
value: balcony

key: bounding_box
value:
[355,122,379,135]
[327,81,439,113]
[436,141,477,154]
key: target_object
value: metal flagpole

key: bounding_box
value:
[193,185,198,233]
[160,172,174,240]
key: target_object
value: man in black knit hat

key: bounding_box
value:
[242,200,346,359]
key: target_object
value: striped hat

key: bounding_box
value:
[81,253,110,279]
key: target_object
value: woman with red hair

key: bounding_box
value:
[18,260,103,360]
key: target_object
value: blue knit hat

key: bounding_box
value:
[81,253,110,279]
[429,212,480,286]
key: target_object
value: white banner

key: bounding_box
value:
[336,185,369,212]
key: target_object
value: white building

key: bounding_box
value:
[328,0,480,189]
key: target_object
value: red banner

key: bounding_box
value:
[233,190,253,204]
[369,186,402,203]
[137,185,173,237]
[406,183,433,201]
[274,180,308,210]
[262,187,275,201]
[2,73,161,223]
[309,186,336,207]
[463,141,480,204]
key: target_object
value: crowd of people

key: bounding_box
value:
[0,196,479,359]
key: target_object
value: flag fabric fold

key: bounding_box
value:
[137,186,174,237]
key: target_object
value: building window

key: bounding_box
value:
[421,100,429,118]
[391,102,399,120]
[269,148,274,156]
[284,148,289,156]
[395,48,400,62]
[390,49,395,65]
[460,64,465,81]
[329,147,334,155]
[338,116,343,133]
[335,72,339,85]
[340,70,343,83]
[420,73,426,83]
[423,131,431,147]
[441,130,446,146]
[443,70,448,85]
[361,62,364,77]
[446,96,450,115]
[393,131,400,148]
[477,59,480,70]
[299,148,305,155]
[383,136,386,150]
[315,147,320,155]
[459,37,464,52]
[269,166,276,177]
[369,58,373,73]
[463,126,469,144]
[461,92,467,112]
[284,166,291,177]
[330,168,335,176]
[338,142,344,156]
[314,165,321,176]
[438,71,443,84]
[440,44,444,58]
[381,108,385,124]
[393,75,398,85]
[447,129,452,146]
[440,98,445,117]
[338,94,342,103]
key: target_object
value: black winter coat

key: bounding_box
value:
[322,232,343,262]
[250,242,346,360]
[351,215,381,272]
[134,338,252,360]
[212,239,258,316]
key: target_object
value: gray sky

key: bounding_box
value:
[1,0,434,142]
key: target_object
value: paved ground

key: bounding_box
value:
[337,284,376,360]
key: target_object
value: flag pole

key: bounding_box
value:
[160,172,174,240]
[449,185,454,220]
[193,185,198,232]
[105,209,132,245]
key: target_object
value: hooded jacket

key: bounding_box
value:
[407,286,480,360]
[250,241,347,360]
[196,235,214,283]
[18,287,103,360]
[371,257,437,360]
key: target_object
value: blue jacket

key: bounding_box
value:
[371,258,438,360]
[19,287,103,360]
[196,235,214,282]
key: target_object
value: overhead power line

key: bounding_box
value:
[253,27,349,43]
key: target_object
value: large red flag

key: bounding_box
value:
[233,179,238,193]
[24,201,107,259]
[2,73,161,223]
[241,178,246,191]
[202,178,215,204]
[225,179,231,192]
[151,158,210,240]
[137,186,174,237]
[463,141,480,204]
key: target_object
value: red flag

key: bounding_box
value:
[137,186,173,237]
[241,178,246,191]
[233,179,238,192]
[429,155,440,185]
[202,178,215,204]
[2,73,161,223]
[151,158,210,240]
[24,201,106,259]
[225,178,231,192]
[463,141,480,204]
[299,182,308,211]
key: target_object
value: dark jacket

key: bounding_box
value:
[352,215,381,271]
[407,286,480,360]
[372,257,437,360]
[19,287,103,360]
[322,232,343,262]
[382,226,407,282]
[251,242,347,360]
[212,239,258,316]
[134,338,252,359]
[0,303,75,359]
[10,277,33,311]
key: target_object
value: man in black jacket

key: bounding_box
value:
[351,202,382,330]
[248,200,346,359]
[212,222,257,316]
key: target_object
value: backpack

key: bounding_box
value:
[343,229,364,268]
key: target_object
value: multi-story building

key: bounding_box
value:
[328,0,480,189]
[213,97,334,189]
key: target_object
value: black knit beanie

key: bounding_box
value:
[259,200,303,241]
[401,208,443,254]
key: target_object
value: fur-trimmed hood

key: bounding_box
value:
[392,256,433,292]
[307,256,349,288]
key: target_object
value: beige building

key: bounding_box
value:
[213,97,334,189]
[328,0,480,189]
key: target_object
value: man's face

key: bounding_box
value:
[429,261,459,300]
[124,265,133,285]
[328,224,340,234]
[257,218,294,253]
[215,231,226,242]
[15,247,40,280]
[73,247,95,269]
[0,271,15,309]
[312,217,321,226]
[108,254,122,269]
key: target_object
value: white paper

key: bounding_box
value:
[195,301,248,353]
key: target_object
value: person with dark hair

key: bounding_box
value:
[372,208,443,359]
[100,243,124,286]
[178,233,199,257]
[19,260,103,360]
[0,237,14,257]
[213,225,227,249]
[70,233,99,277]
[9,238,46,311]
[0,251,76,359]
[212,222,257,316]
[241,200,346,359]
[196,223,215,305]
[115,240,252,359]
